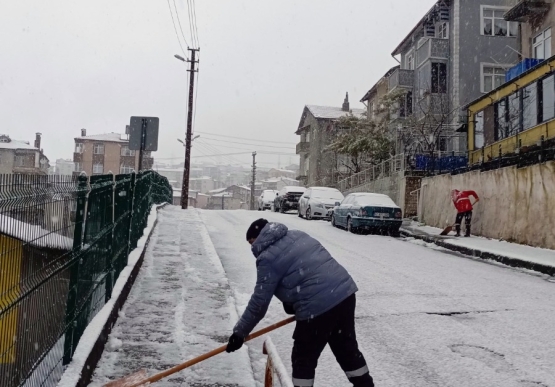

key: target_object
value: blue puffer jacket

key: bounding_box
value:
[233,222,358,338]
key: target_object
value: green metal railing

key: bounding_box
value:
[0,171,172,387]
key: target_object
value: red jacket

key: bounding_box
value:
[451,190,479,213]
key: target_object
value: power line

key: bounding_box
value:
[200,137,295,150]
[186,0,198,48]
[166,0,187,56]
[173,0,191,48]
[191,0,200,47]
[195,131,296,145]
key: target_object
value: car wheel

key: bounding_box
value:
[280,204,285,213]
[306,207,312,220]
[347,218,357,234]
[331,214,336,227]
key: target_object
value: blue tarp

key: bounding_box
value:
[414,155,468,171]
[505,59,543,83]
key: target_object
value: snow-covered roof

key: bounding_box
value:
[0,214,73,250]
[75,133,127,142]
[0,139,38,151]
[306,105,366,120]
[212,192,233,197]
[209,188,227,194]
[349,193,399,208]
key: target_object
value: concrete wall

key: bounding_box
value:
[419,161,555,249]
[520,4,555,58]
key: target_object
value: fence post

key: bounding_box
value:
[63,174,89,365]
[104,174,116,303]
[128,172,137,251]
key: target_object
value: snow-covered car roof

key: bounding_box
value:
[283,186,306,192]
[348,193,399,208]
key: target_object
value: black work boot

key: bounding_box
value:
[465,225,471,237]
[454,225,461,237]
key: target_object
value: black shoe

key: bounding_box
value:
[464,234,470,237]
[454,233,461,237]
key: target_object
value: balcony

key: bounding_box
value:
[504,0,550,22]
[416,38,449,67]
[388,68,414,92]
[296,141,310,154]
[505,58,543,82]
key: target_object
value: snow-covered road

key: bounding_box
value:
[201,209,555,387]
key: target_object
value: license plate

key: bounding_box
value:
[374,212,389,218]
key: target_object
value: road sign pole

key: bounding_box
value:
[138,118,147,171]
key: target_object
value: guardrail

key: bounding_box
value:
[263,337,294,387]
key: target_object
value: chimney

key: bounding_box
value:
[81,128,87,137]
[342,92,350,112]
[34,133,42,149]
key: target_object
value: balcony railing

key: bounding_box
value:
[505,0,550,22]
[296,141,310,154]
[388,68,414,92]
[416,38,449,67]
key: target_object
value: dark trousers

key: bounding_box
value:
[455,211,472,236]
[291,294,373,387]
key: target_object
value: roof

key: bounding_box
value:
[209,188,228,194]
[75,133,127,142]
[0,139,38,151]
[0,214,73,250]
[360,66,400,102]
[306,105,366,119]
[310,186,341,191]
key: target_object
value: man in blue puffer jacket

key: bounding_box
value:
[226,219,374,387]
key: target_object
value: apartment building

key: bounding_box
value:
[0,133,49,175]
[296,94,365,186]
[466,0,555,164]
[368,0,520,154]
[53,159,75,176]
[73,129,153,176]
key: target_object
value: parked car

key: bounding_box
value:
[273,186,306,213]
[258,190,278,211]
[331,192,402,235]
[298,187,344,220]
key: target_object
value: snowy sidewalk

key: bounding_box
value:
[402,222,555,276]
[90,207,256,387]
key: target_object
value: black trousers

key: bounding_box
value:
[455,211,472,236]
[291,294,373,387]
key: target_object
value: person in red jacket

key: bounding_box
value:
[451,189,479,237]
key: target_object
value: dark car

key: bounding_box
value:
[273,186,306,213]
[331,192,402,235]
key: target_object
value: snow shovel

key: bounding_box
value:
[102,316,295,387]
[440,224,455,236]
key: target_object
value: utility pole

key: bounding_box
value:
[250,152,257,210]
[179,48,199,210]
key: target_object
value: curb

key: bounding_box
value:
[400,228,555,277]
[72,204,166,387]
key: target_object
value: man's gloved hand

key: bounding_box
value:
[283,302,295,315]
[226,333,244,353]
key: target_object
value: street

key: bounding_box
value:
[201,209,555,387]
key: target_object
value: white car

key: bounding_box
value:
[298,187,344,220]
[258,190,278,211]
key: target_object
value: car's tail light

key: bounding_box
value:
[395,211,402,218]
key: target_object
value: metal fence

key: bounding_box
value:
[263,338,293,387]
[0,171,172,387]
[337,154,407,193]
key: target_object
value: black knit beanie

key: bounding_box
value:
[246,219,269,241]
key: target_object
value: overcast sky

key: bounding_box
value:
[1,0,436,169]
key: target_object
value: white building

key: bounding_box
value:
[54,159,75,176]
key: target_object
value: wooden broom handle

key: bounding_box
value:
[134,316,295,386]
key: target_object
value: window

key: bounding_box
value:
[474,111,485,149]
[399,91,413,118]
[306,131,311,142]
[15,155,25,167]
[533,28,552,60]
[406,52,415,70]
[93,143,104,155]
[120,165,134,174]
[369,102,375,118]
[436,137,448,152]
[437,22,448,39]
[93,163,104,174]
[74,162,82,172]
[75,143,83,153]
[542,75,555,121]
[482,65,507,93]
[431,63,447,93]
[481,6,517,37]
[522,83,538,130]
[508,92,521,136]
[120,145,135,156]
[496,98,509,140]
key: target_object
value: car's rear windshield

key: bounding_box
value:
[312,189,343,200]
[354,195,398,207]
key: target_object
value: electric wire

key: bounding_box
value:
[166,0,187,57]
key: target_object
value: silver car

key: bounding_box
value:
[298,187,344,220]
[258,190,278,211]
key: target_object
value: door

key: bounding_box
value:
[300,189,311,214]
[337,196,352,226]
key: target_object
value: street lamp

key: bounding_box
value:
[177,135,199,146]
[174,54,186,62]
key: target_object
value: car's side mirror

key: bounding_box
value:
[305,196,310,200]
[335,202,341,206]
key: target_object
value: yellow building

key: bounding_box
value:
[466,55,555,165]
